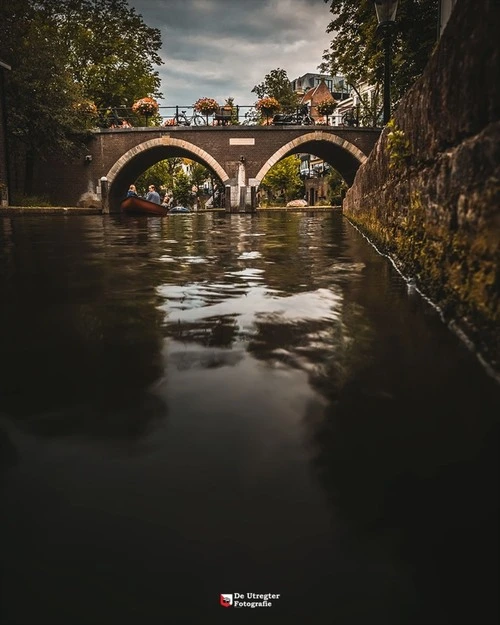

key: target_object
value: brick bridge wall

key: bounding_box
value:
[31,125,380,211]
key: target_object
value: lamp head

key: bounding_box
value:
[373,0,399,24]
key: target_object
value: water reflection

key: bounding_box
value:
[0,216,168,441]
[0,212,498,624]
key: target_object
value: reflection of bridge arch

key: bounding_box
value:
[106,137,230,212]
[255,131,368,186]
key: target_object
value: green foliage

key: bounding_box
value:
[386,119,411,170]
[261,156,303,204]
[135,159,212,204]
[0,0,163,193]
[172,172,193,207]
[320,0,438,107]
[252,68,299,113]
[326,169,347,204]
[189,162,210,190]
[0,1,88,156]
[134,158,185,195]
[56,0,163,108]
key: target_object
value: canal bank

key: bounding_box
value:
[0,207,103,215]
[0,206,338,215]
[342,0,500,376]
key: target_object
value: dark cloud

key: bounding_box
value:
[130,0,333,109]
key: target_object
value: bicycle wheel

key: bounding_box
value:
[360,114,373,127]
[342,112,358,127]
[192,114,205,126]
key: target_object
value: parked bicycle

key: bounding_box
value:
[241,108,259,125]
[341,106,383,128]
[272,105,315,126]
[162,109,205,127]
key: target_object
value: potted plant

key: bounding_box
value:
[132,97,159,126]
[73,99,99,129]
[194,97,219,115]
[316,99,337,116]
[74,99,98,117]
[256,96,280,116]
[216,97,236,125]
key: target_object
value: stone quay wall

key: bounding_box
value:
[0,64,10,206]
[343,0,500,374]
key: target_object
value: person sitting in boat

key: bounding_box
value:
[162,192,174,208]
[126,184,138,197]
[145,185,161,204]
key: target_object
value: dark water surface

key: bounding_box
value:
[0,212,498,625]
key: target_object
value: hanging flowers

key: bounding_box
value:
[74,100,98,117]
[316,99,337,116]
[132,97,159,117]
[255,97,280,113]
[193,97,219,114]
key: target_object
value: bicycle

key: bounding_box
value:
[341,108,359,127]
[241,108,259,126]
[359,108,384,128]
[162,109,205,127]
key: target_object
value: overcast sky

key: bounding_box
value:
[130,0,334,110]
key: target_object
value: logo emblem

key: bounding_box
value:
[220,594,233,608]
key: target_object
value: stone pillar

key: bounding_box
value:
[237,160,246,188]
[100,176,109,213]
[250,186,257,212]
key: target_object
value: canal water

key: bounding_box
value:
[0,211,498,625]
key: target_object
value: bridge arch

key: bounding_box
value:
[105,137,231,212]
[255,131,368,186]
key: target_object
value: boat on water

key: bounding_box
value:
[121,195,169,216]
[121,196,193,216]
[169,205,192,213]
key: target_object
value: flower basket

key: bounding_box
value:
[132,97,159,125]
[194,97,219,115]
[255,97,280,116]
[74,100,98,117]
[316,99,337,116]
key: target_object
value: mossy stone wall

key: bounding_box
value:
[343,0,500,373]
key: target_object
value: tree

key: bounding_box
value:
[172,172,193,207]
[0,0,92,193]
[189,161,210,190]
[252,68,299,113]
[0,0,163,196]
[326,169,347,205]
[319,0,438,108]
[135,159,182,196]
[55,0,163,108]
[261,156,303,204]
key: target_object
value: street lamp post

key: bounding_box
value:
[373,0,399,125]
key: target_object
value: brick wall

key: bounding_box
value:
[342,0,500,374]
[0,65,10,205]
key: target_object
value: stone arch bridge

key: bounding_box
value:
[37,125,380,212]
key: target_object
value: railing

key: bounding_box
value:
[94,105,383,129]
